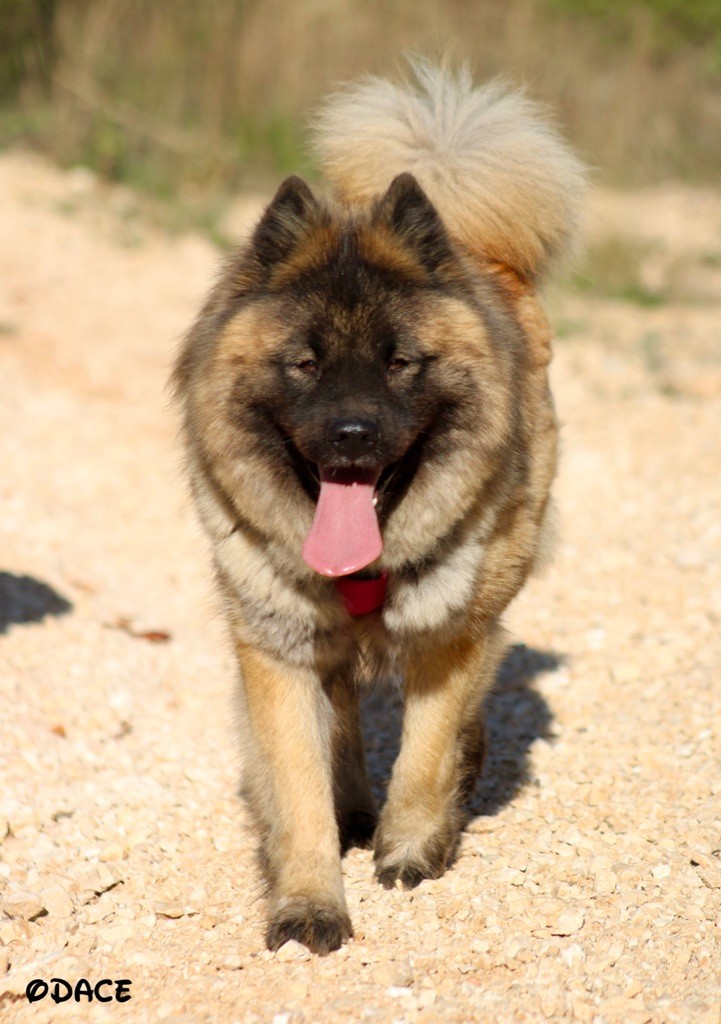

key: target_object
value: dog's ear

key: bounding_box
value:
[252,176,320,267]
[374,172,452,272]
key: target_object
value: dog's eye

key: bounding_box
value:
[295,358,319,377]
[389,360,411,376]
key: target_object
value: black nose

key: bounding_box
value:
[326,417,379,460]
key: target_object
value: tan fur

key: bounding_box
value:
[374,623,505,882]
[357,222,438,284]
[172,61,585,954]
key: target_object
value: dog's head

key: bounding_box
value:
[178,174,521,574]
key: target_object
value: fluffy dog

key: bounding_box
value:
[172,60,585,953]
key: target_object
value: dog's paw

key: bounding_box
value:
[374,859,436,890]
[338,808,378,853]
[373,831,452,890]
[266,899,353,955]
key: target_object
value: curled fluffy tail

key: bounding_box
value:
[312,59,586,280]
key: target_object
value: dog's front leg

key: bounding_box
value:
[374,622,503,888]
[235,643,351,953]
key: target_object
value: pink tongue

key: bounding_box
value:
[302,468,382,577]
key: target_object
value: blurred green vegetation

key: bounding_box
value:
[0,0,55,97]
[1,0,721,209]
[573,237,666,307]
[552,0,721,62]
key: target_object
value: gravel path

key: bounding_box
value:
[1,153,719,1023]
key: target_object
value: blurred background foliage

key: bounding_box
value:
[2,0,721,205]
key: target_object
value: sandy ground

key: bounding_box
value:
[0,152,719,1023]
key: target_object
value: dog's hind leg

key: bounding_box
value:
[328,675,378,853]
[235,643,352,954]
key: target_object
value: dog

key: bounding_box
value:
[172,59,585,954]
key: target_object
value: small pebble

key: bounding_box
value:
[550,909,585,936]
[220,953,243,971]
[153,901,187,918]
[275,940,311,963]
[41,885,73,918]
[99,842,126,862]
[418,988,436,1008]
[2,890,46,921]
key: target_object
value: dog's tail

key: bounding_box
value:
[311,58,586,280]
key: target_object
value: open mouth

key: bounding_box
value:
[282,433,426,512]
[375,431,428,517]
[280,430,428,577]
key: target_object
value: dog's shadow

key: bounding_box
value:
[469,643,559,817]
[362,643,560,818]
[0,571,73,634]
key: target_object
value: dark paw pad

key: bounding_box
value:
[266,901,353,955]
[339,809,378,853]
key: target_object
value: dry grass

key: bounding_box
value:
[2,0,721,203]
